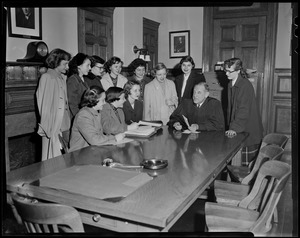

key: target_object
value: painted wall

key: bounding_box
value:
[6,5,292,70]
[6,8,78,61]
[114,7,165,67]
[114,7,203,68]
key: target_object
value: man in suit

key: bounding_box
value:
[174,36,185,53]
[16,8,35,29]
[174,56,206,104]
[168,82,225,132]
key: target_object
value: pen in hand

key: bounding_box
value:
[182,115,191,128]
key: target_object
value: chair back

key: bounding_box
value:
[11,193,84,233]
[261,133,289,149]
[242,145,284,185]
[238,160,291,234]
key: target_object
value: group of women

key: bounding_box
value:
[35,48,201,161]
[35,46,218,161]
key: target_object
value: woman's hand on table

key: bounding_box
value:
[115,133,125,142]
[128,122,139,131]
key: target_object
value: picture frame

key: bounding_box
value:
[169,30,190,58]
[8,7,42,40]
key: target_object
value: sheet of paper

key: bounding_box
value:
[182,129,200,134]
[182,115,191,128]
[39,165,153,200]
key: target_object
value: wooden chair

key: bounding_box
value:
[214,145,284,205]
[10,193,84,233]
[205,160,291,235]
[227,133,288,183]
[214,145,284,223]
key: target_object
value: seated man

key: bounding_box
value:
[167,82,225,132]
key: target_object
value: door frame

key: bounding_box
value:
[202,3,278,135]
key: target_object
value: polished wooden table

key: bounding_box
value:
[6,126,248,232]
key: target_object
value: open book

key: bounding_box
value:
[125,125,156,138]
[137,120,163,127]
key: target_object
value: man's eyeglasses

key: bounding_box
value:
[224,69,236,74]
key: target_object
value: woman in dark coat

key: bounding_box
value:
[174,56,206,104]
[224,57,264,165]
[67,53,91,121]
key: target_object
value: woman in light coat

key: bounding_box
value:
[100,56,128,90]
[36,48,72,161]
[69,86,125,152]
[143,63,178,125]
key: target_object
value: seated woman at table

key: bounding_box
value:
[167,82,225,132]
[69,85,125,152]
[101,86,139,135]
[123,80,143,125]
[143,62,178,125]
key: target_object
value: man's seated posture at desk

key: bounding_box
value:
[168,82,225,132]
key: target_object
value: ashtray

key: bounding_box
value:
[141,159,168,170]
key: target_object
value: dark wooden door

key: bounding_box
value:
[212,16,266,116]
[143,18,160,72]
[203,4,278,136]
[78,7,114,61]
[213,17,266,72]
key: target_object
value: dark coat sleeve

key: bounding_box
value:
[167,99,192,130]
[195,98,225,131]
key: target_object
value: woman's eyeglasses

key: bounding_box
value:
[95,66,104,70]
[224,69,236,74]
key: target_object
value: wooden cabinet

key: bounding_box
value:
[5,62,46,114]
[203,72,223,102]
[5,62,46,172]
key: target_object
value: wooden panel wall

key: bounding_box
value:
[270,69,292,135]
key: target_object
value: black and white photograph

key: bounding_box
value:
[8,7,42,39]
[169,30,190,58]
[1,2,297,236]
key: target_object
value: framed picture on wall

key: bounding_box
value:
[169,30,190,58]
[8,7,42,39]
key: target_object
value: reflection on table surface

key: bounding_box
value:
[6,126,248,231]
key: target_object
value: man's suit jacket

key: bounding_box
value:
[174,70,206,104]
[168,97,225,131]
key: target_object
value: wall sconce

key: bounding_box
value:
[132,45,151,62]
[214,61,224,71]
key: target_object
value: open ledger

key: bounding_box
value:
[137,120,163,127]
[125,125,157,138]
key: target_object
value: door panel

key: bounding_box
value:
[213,17,266,71]
[143,18,160,72]
[213,16,266,116]
[78,8,114,61]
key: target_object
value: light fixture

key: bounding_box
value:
[214,61,224,71]
[132,45,151,62]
